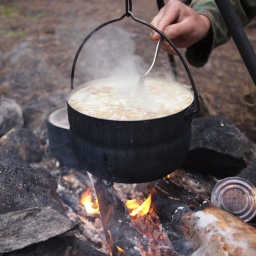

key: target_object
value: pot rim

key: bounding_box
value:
[67,76,195,122]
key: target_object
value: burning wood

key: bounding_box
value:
[57,170,109,254]
[93,177,181,255]
[126,194,178,255]
[93,177,149,255]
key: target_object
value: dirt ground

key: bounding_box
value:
[0,0,256,141]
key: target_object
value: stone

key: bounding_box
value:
[0,149,75,253]
[0,148,63,214]
[0,96,23,136]
[183,115,256,178]
[238,160,256,186]
[0,127,42,163]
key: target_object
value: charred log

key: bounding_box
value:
[93,178,150,256]
[4,231,107,256]
[129,209,179,256]
[151,176,204,255]
[151,176,203,218]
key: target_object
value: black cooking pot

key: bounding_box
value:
[67,4,200,183]
[68,98,193,183]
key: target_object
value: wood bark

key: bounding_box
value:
[93,178,149,256]
[0,207,74,253]
[177,203,256,255]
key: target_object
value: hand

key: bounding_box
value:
[150,0,211,54]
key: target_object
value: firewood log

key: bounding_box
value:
[175,202,256,255]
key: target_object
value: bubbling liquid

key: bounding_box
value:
[68,77,194,121]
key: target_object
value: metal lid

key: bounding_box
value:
[211,177,256,222]
[48,106,69,130]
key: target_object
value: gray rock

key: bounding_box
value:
[183,116,256,178]
[0,149,75,253]
[238,161,256,187]
[0,96,23,136]
[1,127,42,163]
[0,148,63,214]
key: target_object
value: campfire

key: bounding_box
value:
[2,98,256,255]
[1,113,256,256]
[1,1,256,254]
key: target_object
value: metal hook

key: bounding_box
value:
[125,0,132,16]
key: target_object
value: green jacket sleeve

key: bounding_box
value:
[185,0,256,67]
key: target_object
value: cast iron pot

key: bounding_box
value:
[68,94,195,183]
[67,5,200,183]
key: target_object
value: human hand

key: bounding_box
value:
[150,0,211,54]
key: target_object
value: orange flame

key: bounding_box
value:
[126,194,151,216]
[116,246,125,255]
[108,231,125,256]
[80,188,100,215]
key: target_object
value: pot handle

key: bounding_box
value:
[71,1,200,119]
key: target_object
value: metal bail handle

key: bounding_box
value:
[125,0,132,15]
[70,0,200,118]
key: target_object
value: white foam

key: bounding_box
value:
[68,77,194,121]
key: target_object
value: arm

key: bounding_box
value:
[187,0,255,67]
[151,0,256,67]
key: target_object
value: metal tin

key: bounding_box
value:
[211,177,256,222]
[47,106,81,169]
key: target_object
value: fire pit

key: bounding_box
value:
[1,0,256,255]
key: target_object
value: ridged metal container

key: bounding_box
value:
[211,177,256,222]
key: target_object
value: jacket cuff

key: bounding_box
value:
[185,29,213,67]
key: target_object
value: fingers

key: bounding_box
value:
[150,0,182,40]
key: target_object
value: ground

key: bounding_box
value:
[0,0,256,141]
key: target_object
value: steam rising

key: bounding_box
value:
[76,26,143,83]
[74,23,176,87]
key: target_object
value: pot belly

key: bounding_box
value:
[70,128,191,183]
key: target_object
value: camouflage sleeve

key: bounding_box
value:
[185,0,256,67]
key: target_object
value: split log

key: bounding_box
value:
[58,171,109,254]
[4,232,107,256]
[168,168,216,199]
[151,176,203,218]
[173,202,256,255]
[0,207,75,254]
[130,210,179,256]
[151,176,203,255]
[93,177,149,256]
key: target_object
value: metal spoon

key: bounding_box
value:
[139,37,162,86]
